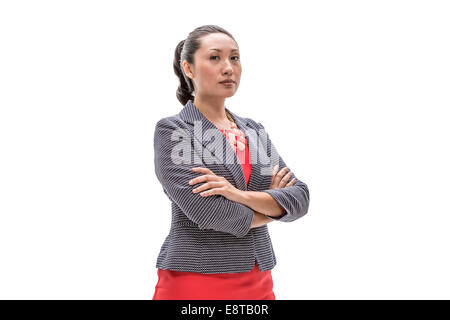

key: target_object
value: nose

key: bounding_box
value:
[223,61,233,74]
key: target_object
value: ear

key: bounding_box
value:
[182,61,194,79]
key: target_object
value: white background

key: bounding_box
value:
[1,0,449,299]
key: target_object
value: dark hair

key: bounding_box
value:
[173,25,237,106]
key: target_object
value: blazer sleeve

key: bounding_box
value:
[257,122,310,222]
[153,118,254,238]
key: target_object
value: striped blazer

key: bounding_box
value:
[153,100,310,274]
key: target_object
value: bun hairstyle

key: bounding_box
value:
[173,25,237,106]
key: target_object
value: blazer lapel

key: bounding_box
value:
[179,100,264,190]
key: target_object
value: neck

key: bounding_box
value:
[193,96,230,129]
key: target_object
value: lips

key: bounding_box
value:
[220,80,235,84]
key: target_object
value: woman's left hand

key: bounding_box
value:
[189,167,243,203]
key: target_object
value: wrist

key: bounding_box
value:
[251,211,273,229]
[236,190,250,207]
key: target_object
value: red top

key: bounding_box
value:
[220,128,252,187]
[152,128,276,300]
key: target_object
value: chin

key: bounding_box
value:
[223,87,238,96]
[222,91,236,98]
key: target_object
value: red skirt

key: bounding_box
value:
[152,261,275,300]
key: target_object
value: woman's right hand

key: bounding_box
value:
[269,164,296,190]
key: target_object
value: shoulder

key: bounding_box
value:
[154,114,188,132]
[153,115,190,149]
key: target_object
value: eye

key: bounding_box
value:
[210,56,240,61]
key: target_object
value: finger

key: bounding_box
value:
[189,174,220,185]
[199,187,224,197]
[269,164,279,186]
[189,174,219,185]
[279,171,293,186]
[192,181,224,193]
[279,166,289,174]
[273,166,289,185]
[272,164,279,176]
[276,166,289,178]
[286,177,296,187]
[277,167,289,179]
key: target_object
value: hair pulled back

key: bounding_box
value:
[173,25,236,106]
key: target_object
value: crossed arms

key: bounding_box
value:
[154,118,310,238]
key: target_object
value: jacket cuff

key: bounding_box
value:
[227,202,255,238]
[262,189,291,222]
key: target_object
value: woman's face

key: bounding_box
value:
[185,33,241,99]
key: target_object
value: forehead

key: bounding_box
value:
[198,33,239,53]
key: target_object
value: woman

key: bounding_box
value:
[152,25,310,300]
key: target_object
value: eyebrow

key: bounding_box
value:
[209,48,240,52]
